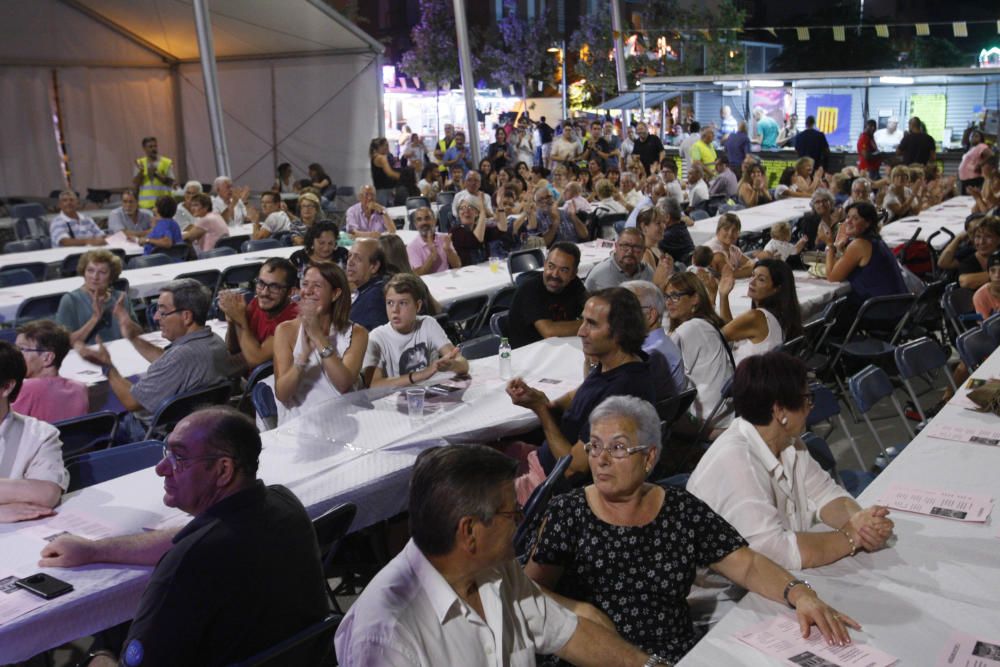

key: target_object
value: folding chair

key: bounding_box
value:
[0,268,37,287]
[312,502,358,612]
[460,334,501,360]
[490,311,509,338]
[435,191,456,209]
[242,238,282,253]
[514,455,572,559]
[1,261,47,282]
[53,410,119,459]
[941,284,979,343]
[200,247,238,259]
[982,312,1000,346]
[151,242,191,262]
[127,254,172,270]
[3,239,43,253]
[59,252,85,278]
[66,440,164,493]
[215,235,250,253]
[507,248,545,281]
[956,327,996,372]
[848,365,914,468]
[899,280,949,347]
[253,382,278,431]
[825,294,915,382]
[894,337,956,424]
[806,383,865,468]
[237,361,275,413]
[514,270,540,287]
[16,293,65,324]
[443,294,489,341]
[224,612,342,667]
[406,196,431,212]
[12,203,49,244]
[144,381,233,440]
[592,212,628,240]
[801,431,875,497]
[218,262,264,291]
[176,269,222,292]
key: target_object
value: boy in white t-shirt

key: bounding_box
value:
[362,273,469,388]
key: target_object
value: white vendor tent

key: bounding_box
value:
[0,0,384,197]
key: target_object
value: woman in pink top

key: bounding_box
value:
[959,131,993,195]
[12,321,89,423]
[183,193,230,255]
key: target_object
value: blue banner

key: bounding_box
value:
[805,94,852,146]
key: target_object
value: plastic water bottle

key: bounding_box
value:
[498,337,513,379]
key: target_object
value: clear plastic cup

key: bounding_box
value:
[489,256,500,273]
[405,387,426,422]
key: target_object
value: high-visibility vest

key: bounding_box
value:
[436,138,455,172]
[137,156,173,209]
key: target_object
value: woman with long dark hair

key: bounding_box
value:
[719,258,803,365]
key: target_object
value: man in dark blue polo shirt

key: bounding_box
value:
[40,407,330,666]
[506,287,655,502]
[346,238,389,332]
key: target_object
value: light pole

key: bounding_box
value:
[548,42,568,120]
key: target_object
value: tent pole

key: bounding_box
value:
[610,0,630,128]
[271,63,278,176]
[170,64,188,184]
[452,0,480,167]
[192,0,230,177]
[375,53,386,138]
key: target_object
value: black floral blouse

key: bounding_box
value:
[528,485,747,662]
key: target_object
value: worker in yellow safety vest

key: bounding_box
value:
[433,124,456,173]
[133,136,175,210]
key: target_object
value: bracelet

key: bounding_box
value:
[644,654,672,667]
[408,371,415,385]
[782,578,813,608]
[839,526,858,557]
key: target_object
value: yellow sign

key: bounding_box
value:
[910,94,947,142]
[816,107,839,134]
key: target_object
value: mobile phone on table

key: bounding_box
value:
[15,573,74,600]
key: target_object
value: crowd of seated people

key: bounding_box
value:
[7,112,997,667]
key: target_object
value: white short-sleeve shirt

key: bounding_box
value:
[0,411,69,491]
[334,539,578,667]
[363,316,451,379]
[687,417,851,570]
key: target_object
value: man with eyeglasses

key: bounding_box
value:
[507,243,588,348]
[76,278,236,444]
[519,185,589,246]
[335,443,657,667]
[12,320,88,423]
[407,207,461,275]
[219,258,299,371]
[584,228,655,291]
[0,340,67,524]
[40,407,330,666]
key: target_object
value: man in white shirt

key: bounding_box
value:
[250,191,291,239]
[550,126,582,165]
[0,341,68,523]
[619,172,644,211]
[873,118,903,151]
[212,176,249,226]
[678,121,701,172]
[334,444,660,667]
[452,170,494,217]
[687,163,710,211]
[513,120,535,167]
[49,190,106,248]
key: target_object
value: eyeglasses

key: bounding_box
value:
[16,346,48,354]
[254,279,290,294]
[664,291,694,302]
[584,441,652,459]
[493,504,525,523]
[160,445,234,473]
[155,307,187,318]
[616,242,645,254]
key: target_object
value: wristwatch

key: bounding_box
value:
[783,578,814,608]
[644,654,672,666]
[318,344,336,359]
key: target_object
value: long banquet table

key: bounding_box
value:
[678,341,1000,665]
[879,196,975,248]
[690,198,813,246]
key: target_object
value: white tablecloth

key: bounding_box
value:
[678,343,1000,666]
[0,235,145,272]
[0,337,586,662]
[879,196,975,249]
[690,198,813,246]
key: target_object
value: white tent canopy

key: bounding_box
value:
[0,0,384,197]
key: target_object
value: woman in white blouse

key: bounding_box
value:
[664,272,734,434]
[718,258,803,366]
[273,261,368,423]
[687,351,894,570]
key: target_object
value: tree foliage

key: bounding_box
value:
[399,0,461,91]
[482,0,550,100]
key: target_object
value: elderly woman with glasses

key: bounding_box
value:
[688,351,894,571]
[525,395,860,664]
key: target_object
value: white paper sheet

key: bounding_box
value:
[879,483,994,522]
[735,615,899,667]
[936,630,1000,666]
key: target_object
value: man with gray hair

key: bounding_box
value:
[621,280,688,401]
[175,180,203,229]
[585,228,654,291]
[212,175,249,225]
[77,278,235,443]
[659,196,695,263]
[335,443,660,667]
[49,190,106,248]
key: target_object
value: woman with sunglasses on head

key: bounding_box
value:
[525,395,862,666]
[273,262,367,424]
[664,272,734,435]
[688,351,894,570]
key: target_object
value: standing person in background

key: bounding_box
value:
[857,119,882,181]
[514,118,536,167]
[632,122,666,176]
[537,116,555,168]
[958,130,993,195]
[725,121,752,178]
[273,162,294,193]
[443,131,475,176]
[433,123,456,173]
[794,116,830,172]
[690,126,718,179]
[107,189,153,240]
[874,117,903,151]
[132,136,175,210]
[719,104,738,139]
[897,117,937,165]
[370,137,401,206]
[678,121,700,173]
[752,109,780,150]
